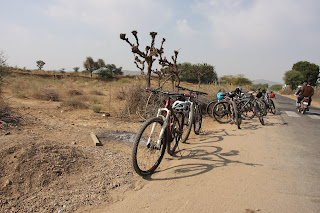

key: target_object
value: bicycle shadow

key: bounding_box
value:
[145,136,262,181]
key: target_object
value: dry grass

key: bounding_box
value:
[61,97,89,109]
[3,69,270,118]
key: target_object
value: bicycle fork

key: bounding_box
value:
[146,108,171,149]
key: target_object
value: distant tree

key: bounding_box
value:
[36,60,45,70]
[283,70,304,90]
[220,74,252,86]
[73,67,80,73]
[97,58,106,69]
[252,83,268,90]
[83,57,96,78]
[180,63,217,88]
[270,84,283,91]
[97,64,123,79]
[233,75,252,86]
[106,64,123,76]
[60,68,66,73]
[0,51,8,87]
[292,61,319,86]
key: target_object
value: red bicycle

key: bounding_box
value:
[132,88,193,176]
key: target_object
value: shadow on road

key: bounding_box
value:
[145,130,262,181]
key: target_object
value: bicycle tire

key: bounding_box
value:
[269,99,276,114]
[181,106,194,143]
[132,117,167,176]
[167,114,182,155]
[206,100,217,118]
[194,105,202,135]
[230,101,241,129]
[258,100,267,116]
[212,101,232,123]
[238,100,255,120]
[255,102,265,126]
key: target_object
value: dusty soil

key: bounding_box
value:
[0,96,142,212]
[1,77,319,212]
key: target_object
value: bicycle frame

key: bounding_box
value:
[147,97,176,149]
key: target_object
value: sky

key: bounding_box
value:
[1,0,320,84]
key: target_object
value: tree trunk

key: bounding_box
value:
[146,62,152,88]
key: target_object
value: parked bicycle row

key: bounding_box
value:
[132,86,276,176]
[206,87,276,129]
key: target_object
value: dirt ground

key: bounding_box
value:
[0,95,143,212]
[1,77,319,212]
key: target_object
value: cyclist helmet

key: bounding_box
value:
[270,93,275,98]
[235,87,242,94]
[172,101,190,113]
[217,92,224,100]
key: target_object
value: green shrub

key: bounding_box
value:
[270,84,283,91]
[91,105,102,113]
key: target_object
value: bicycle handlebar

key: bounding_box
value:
[146,88,195,98]
[175,86,208,95]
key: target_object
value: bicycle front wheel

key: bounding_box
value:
[132,117,167,176]
[206,100,217,118]
[194,105,202,135]
[212,101,231,123]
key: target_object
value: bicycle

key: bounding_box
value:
[132,88,191,176]
[212,91,241,129]
[176,86,208,139]
[261,90,276,115]
[246,91,265,125]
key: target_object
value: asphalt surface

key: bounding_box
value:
[273,94,320,206]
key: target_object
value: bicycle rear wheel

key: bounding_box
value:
[132,117,167,176]
[269,99,276,114]
[212,101,231,123]
[230,101,241,129]
[181,107,194,143]
[167,114,182,155]
[194,105,202,135]
[255,102,265,125]
[238,100,255,120]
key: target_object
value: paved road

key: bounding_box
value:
[273,94,320,205]
[86,94,320,213]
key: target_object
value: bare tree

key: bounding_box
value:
[120,31,163,88]
[158,47,185,91]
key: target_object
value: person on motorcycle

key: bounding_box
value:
[296,82,314,106]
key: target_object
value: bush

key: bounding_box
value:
[32,88,60,101]
[61,97,88,109]
[270,84,283,91]
[66,89,83,96]
[91,105,102,113]
[124,84,165,118]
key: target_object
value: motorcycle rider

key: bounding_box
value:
[296,82,314,107]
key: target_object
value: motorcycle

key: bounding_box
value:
[297,97,309,114]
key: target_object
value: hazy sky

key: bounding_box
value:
[1,0,320,83]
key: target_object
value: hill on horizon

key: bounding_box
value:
[252,79,282,86]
